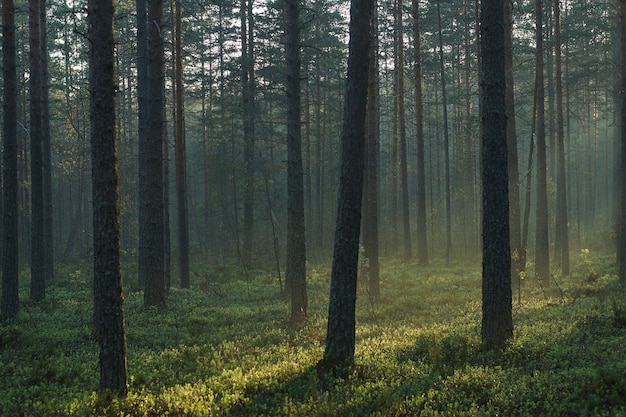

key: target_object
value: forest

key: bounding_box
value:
[1,0,626,415]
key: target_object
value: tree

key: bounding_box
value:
[505,0,521,278]
[285,0,307,322]
[363,1,380,299]
[136,0,148,289]
[29,0,45,301]
[553,0,570,275]
[322,0,374,368]
[88,0,128,395]
[413,0,428,266]
[619,0,626,284]
[436,0,452,267]
[41,0,53,284]
[396,0,411,260]
[2,0,19,319]
[480,0,512,350]
[140,0,166,307]
[534,0,550,283]
[173,0,190,288]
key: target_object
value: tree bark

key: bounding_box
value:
[618,0,626,284]
[285,0,307,322]
[480,0,513,350]
[2,0,19,318]
[535,0,550,283]
[141,0,166,307]
[30,0,45,301]
[322,0,374,369]
[88,0,128,395]
[413,0,428,266]
[41,0,53,284]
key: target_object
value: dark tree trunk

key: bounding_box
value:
[363,1,380,299]
[322,0,374,369]
[2,0,19,319]
[396,0,411,260]
[88,0,128,395]
[241,0,255,259]
[413,0,428,266]
[173,0,190,288]
[140,0,165,307]
[41,0,53,284]
[285,0,307,322]
[480,0,513,351]
[533,0,551,282]
[436,1,452,267]
[618,0,626,284]
[136,0,148,289]
[29,0,45,301]
[553,0,570,275]
[505,0,521,278]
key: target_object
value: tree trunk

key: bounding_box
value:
[2,0,19,318]
[436,1,452,267]
[140,0,165,308]
[413,0,428,266]
[396,0,411,260]
[41,0,53,283]
[88,0,128,395]
[173,0,190,288]
[480,0,513,351]
[535,0,550,283]
[285,0,307,322]
[505,0,521,278]
[241,0,255,260]
[30,0,45,301]
[322,0,374,369]
[363,1,380,299]
[553,0,570,275]
[136,0,148,289]
[618,0,626,284]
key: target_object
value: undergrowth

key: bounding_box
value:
[1,251,625,416]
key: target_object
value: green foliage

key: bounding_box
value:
[1,256,626,416]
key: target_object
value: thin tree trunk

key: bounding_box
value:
[2,0,19,318]
[285,0,307,322]
[618,0,626,284]
[41,0,53,283]
[173,0,190,288]
[30,0,45,301]
[413,0,428,265]
[535,0,550,283]
[436,1,452,267]
[553,0,570,275]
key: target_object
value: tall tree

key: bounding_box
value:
[535,0,550,282]
[2,0,19,319]
[505,0,521,277]
[140,0,166,307]
[436,0,452,267]
[480,0,512,350]
[241,0,255,259]
[41,0,53,284]
[396,0,411,260]
[285,0,307,322]
[29,0,45,301]
[553,0,570,275]
[322,0,374,368]
[88,0,128,395]
[136,0,148,289]
[619,0,626,284]
[363,0,380,299]
[413,0,428,266]
[173,0,190,288]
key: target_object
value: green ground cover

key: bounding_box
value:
[1,251,625,416]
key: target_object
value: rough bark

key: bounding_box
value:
[88,0,128,395]
[322,0,374,369]
[285,0,307,322]
[413,0,428,266]
[480,0,513,350]
[2,0,19,318]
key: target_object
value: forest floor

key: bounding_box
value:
[1,250,625,416]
